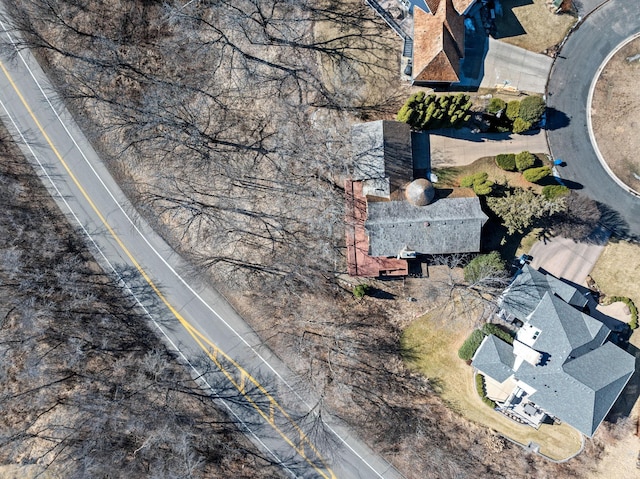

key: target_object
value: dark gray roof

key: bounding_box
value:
[499,265,588,321]
[527,293,609,363]
[516,342,634,437]
[472,335,515,383]
[476,285,635,437]
[365,197,487,256]
[351,120,412,196]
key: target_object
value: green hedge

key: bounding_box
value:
[542,184,570,200]
[506,100,520,121]
[609,296,639,329]
[512,117,532,134]
[482,323,514,345]
[523,166,552,183]
[459,323,515,361]
[476,373,497,409]
[515,151,535,171]
[458,329,485,360]
[519,95,546,123]
[353,284,369,298]
[495,153,516,171]
[397,92,472,130]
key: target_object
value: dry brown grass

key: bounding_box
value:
[0,465,57,479]
[590,240,640,307]
[591,36,640,192]
[313,0,409,114]
[494,0,576,53]
[401,300,583,461]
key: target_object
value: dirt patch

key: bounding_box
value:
[494,0,576,54]
[590,36,640,192]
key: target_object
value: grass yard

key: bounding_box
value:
[401,302,583,460]
[494,0,577,54]
[433,155,549,191]
[590,241,640,307]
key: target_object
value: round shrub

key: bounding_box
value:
[542,184,570,200]
[515,151,535,171]
[512,117,532,134]
[506,100,520,121]
[519,95,546,123]
[460,172,493,196]
[353,284,369,298]
[487,97,506,114]
[523,166,552,183]
[464,252,506,284]
[495,153,516,171]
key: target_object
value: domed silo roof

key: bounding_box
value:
[405,178,435,206]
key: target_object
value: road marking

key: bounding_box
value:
[0,59,336,479]
[0,24,395,479]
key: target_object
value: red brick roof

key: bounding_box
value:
[345,180,408,278]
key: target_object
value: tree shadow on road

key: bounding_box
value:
[597,203,635,241]
[544,107,571,131]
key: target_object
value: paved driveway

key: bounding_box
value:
[478,39,553,93]
[428,128,549,167]
[528,228,610,286]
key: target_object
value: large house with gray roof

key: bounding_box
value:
[472,265,635,437]
[346,119,488,277]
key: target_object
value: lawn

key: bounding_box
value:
[433,155,550,192]
[590,240,640,307]
[401,302,583,460]
[494,0,577,54]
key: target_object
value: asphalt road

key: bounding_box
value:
[0,19,405,479]
[547,0,640,238]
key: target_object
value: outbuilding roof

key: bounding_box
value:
[351,121,412,198]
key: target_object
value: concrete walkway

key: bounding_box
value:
[428,128,549,167]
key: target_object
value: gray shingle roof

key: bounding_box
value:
[527,293,609,363]
[475,277,636,437]
[365,197,487,256]
[499,265,588,321]
[516,342,634,436]
[472,335,515,383]
[351,121,412,197]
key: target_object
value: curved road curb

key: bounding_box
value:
[546,0,640,238]
[586,32,640,197]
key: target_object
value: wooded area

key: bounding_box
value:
[0,0,611,477]
[0,127,286,478]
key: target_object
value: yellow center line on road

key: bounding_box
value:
[0,59,336,479]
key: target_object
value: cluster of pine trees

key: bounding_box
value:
[396,91,472,130]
